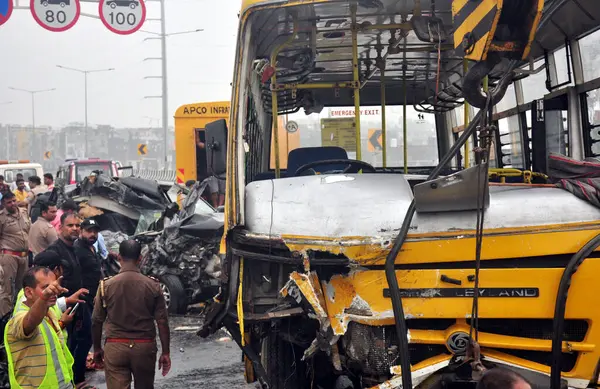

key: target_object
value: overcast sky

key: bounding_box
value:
[0,0,239,129]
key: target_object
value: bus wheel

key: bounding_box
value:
[260,328,306,389]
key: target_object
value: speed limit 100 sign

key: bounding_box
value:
[30,0,80,32]
[99,0,146,35]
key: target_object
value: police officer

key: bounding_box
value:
[91,240,171,389]
[0,192,31,318]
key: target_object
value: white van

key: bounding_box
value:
[0,161,44,188]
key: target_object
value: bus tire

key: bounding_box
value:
[260,327,306,389]
[159,275,187,314]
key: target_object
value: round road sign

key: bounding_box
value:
[99,0,146,35]
[286,120,299,133]
[30,0,80,32]
[0,0,14,27]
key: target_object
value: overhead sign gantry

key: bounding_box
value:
[0,0,146,35]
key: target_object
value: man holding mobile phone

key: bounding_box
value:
[30,250,89,337]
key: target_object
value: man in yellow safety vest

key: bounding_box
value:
[4,267,75,389]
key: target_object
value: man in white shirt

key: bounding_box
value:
[9,173,29,192]
[44,173,55,191]
[25,175,49,215]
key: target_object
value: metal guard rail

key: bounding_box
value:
[128,169,177,183]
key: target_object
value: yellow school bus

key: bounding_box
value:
[174,101,231,185]
[196,1,600,389]
[174,101,300,185]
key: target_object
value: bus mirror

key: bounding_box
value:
[411,16,447,43]
[205,119,228,177]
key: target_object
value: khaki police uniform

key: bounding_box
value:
[0,207,31,317]
[29,218,59,257]
[92,265,168,389]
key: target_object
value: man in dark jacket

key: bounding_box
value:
[74,218,102,307]
[72,218,102,388]
[40,212,90,387]
[42,212,82,302]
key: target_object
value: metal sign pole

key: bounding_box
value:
[84,71,88,156]
[31,92,35,130]
[159,0,168,169]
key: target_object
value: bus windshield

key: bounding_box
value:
[271,106,438,170]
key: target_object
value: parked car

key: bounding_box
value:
[0,161,44,189]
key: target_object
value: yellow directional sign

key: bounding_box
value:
[138,144,147,156]
[368,129,383,152]
[44,151,51,160]
[320,118,356,152]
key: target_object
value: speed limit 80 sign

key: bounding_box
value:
[30,0,80,32]
[99,0,146,35]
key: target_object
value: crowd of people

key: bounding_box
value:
[0,175,171,389]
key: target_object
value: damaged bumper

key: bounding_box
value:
[279,267,594,389]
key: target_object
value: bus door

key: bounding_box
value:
[531,90,571,174]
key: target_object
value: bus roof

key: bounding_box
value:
[237,0,600,112]
[240,0,266,15]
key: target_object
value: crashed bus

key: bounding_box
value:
[198,1,600,388]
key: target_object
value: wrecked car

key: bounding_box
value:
[55,171,170,236]
[57,172,223,313]
[136,180,224,314]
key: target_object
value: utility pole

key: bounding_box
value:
[0,102,13,160]
[8,87,54,162]
[8,87,55,130]
[56,65,115,156]
[142,0,203,169]
[160,0,168,170]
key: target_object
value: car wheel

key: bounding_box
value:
[60,2,65,7]
[42,1,48,6]
[129,2,136,8]
[109,2,116,8]
[159,274,187,314]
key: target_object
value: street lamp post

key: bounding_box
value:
[0,102,13,159]
[8,87,55,130]
[141,19,204,169]
[56,65,115,157]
